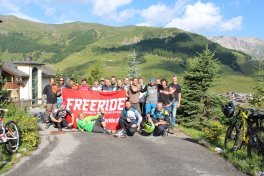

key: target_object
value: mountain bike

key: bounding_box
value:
[0,108,20,154]
[224,105,264,157]
[247,112,264,157]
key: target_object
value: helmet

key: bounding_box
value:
[222,101,235,117]
[114,129,126,138]
[142,121,155,134]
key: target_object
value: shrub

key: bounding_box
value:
[3,104,40,151]
[203,120,225,143]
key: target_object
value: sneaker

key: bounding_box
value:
[45,123,50,129]
[114,133,126,138]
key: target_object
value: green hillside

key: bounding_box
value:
[0,15,255,93]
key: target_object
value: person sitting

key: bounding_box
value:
[50,102,74,131]
[115,101,142,138]
[77,112,111,134]
[147,102,170,136]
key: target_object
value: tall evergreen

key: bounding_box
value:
[128,50,141,78]
[251,59,264,108]
[180,46,221,129]
[88,59,103,85]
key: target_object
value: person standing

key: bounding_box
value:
[111,76,117,86]
[128,77,142,114]
[141,78,158,116]
[138,77,146,116]
[169,75,181,132]
[91,80,101,91]
[123,77,130,91]
[101,78,115,91]
[99,78,105,90]
[114,79,125,91]
[78,78,90,91]
[57,77,66,108]
[65,78,78,90]
[158,79,173,134]
[42,78,59,129]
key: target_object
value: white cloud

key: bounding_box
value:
[220,16,243,31]
[90,0,132,17]
[0,0,42,22]
[165,1,243,32]
[138,0,191,26]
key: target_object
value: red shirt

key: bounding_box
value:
[77,85,90,91]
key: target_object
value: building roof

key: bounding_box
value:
[0,60,55,78]
[1,61,29,77]
[42,65,55,78]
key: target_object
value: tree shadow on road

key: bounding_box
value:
[181,137,199,145]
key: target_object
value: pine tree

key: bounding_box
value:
[180,46,221,129]
[128,50,141,78]
[251,59,264,108]
[88,59,103,85]
[55,67,63,83]
[71,71,81,85]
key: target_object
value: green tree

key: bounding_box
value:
[179,46,222,129]
[55,67,63,84]
[88,59,103,85]
[0,65,9,103]
[251,59,264,108]
[71,71,81,85]
[128,50,141,78]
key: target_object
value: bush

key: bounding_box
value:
[3,104,40,151]
[203,120,225,143]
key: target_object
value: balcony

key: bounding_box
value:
[3,82,19,90]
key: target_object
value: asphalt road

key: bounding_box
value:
[3,126,245,176]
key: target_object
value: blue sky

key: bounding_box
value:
[0,0,263,39]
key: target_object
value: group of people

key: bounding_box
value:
[42,75,181,137]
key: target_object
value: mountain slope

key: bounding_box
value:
[207,36,264,59]
[0,15,255,93]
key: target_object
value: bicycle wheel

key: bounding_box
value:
[247,127,264,157]
[224,123,240,149]
[5,121,20,153]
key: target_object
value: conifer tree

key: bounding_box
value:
[88,59,103,85]
[128,50,141,78]
[180,46,221,129]
[251,59,264,108]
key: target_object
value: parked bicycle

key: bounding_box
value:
[0,108,20,153]
[223,102,264,157]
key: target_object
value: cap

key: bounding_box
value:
[100,78,105,81]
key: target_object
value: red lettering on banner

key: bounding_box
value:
[62,89,127,130]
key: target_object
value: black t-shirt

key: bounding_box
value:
[158,85,172,106]
[169,83,181,101]
[42,85,57,104]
